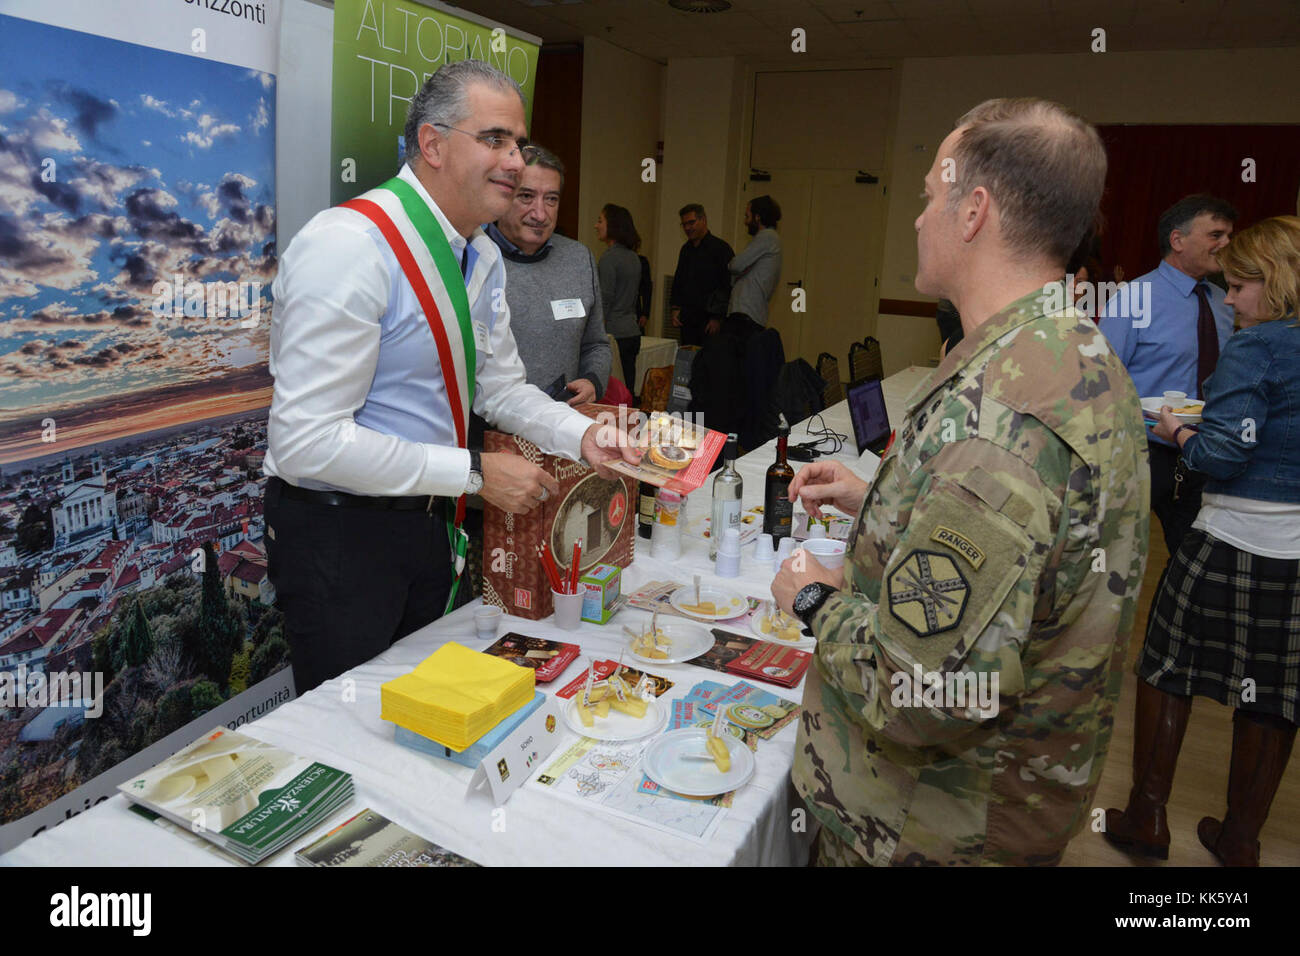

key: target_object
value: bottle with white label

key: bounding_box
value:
[710,433,743,560]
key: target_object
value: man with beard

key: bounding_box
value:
[726,195,783,339]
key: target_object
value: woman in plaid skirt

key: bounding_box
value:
[1105,216,1300,866]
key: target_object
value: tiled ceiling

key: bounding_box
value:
[444,0,1300,59]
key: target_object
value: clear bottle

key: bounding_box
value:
[763,414,795,540]
[710,433,743,559]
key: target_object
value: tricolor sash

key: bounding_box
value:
[339,177,477,612]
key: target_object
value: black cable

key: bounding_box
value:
[795,413,848,456]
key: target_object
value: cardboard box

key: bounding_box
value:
[481,405,636,621]
[579,564,621,624]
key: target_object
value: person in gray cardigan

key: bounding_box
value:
[487,147,610,404]
[727,194,783,338]
[596,203,645,390]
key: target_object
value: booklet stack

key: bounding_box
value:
[118,727,353,865]
[381,641,535,751]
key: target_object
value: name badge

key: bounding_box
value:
[550,298,585,320]
[473,321,492,354]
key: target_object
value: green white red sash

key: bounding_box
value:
[339,177,477,612]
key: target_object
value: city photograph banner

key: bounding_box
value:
[0,0,290,852]
[331,0,540,205]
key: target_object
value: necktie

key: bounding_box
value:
[460,244,469,278]
[1194,283,1218,400]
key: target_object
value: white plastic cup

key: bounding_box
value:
[801,538,847,570]
[715,528,742,577]
[474,605,502,640]
[1163,390,1187,403]
[807,523,828,540]
[775,536,795,563]
[754,533,776,565]
[551,588,584,630]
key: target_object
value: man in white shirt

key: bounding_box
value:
[264,61,637,692]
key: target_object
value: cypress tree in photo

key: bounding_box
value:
[199,540,238,691]
[123,594,154,668]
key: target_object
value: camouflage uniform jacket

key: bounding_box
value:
[792,286,1151,865]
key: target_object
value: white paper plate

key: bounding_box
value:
[1140,396,1204,424]
[627,621,716,665]
[561,695,668,742]
[642,728,755,797]
[669,585,749,622]
[749,607,815,650]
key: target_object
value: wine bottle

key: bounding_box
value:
[637,480,656,540]
[763,414,794,540]
[710,433,743,559]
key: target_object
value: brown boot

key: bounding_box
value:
[1198,709,1297,867]
[1103,680,1192,859]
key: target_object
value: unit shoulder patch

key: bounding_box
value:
[887,550,970,638]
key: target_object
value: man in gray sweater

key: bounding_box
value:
[727,194,783,338]
[486,146,611,404]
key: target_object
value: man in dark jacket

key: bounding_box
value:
[671,203,733,346]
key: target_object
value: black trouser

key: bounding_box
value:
[264,477,452,694]
[679,309,708,346]
[1147,441,1207,558]
[616,335,641,395]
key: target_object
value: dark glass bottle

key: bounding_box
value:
[763,414,794,540]
[637,480,656,540]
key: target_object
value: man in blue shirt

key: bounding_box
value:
[1100,194,1236,559]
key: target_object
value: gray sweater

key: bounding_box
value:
[597,244,643,338]
[494,230,611,397]
[728,228,782,327]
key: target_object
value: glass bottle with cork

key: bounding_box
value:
[763,413,794,540]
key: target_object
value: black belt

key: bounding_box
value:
[270,476,449,516]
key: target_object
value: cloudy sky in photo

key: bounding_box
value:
[0,14,276,428]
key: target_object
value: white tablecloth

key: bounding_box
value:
[1,368,933,868]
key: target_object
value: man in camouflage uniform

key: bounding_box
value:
[773,98,1150,866]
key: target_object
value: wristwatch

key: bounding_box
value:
[465,450,484,496]
[792,582,837,627]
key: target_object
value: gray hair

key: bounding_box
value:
[403,60,526,163]
[947,98,1106,267]
[526,144,565,190]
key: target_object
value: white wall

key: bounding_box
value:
[577,37,664,319]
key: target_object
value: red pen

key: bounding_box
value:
[538,545,562,593]
[569,539,582,594]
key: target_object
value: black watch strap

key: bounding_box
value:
[794,582,836,627]
[469,450,482,475]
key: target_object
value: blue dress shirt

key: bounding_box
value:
[1099,260,1234,446]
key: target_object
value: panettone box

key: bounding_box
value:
[481,404,636,621]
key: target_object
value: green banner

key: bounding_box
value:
[331,0,539,205]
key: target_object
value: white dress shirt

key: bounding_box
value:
[265,164,592,497]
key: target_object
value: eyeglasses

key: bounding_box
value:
[432,123,539,161]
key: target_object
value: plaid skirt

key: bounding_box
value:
[1139,529,1300,726]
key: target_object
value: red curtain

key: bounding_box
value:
[1096,125,1300,282]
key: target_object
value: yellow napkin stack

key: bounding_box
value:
[381,642,535,751]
